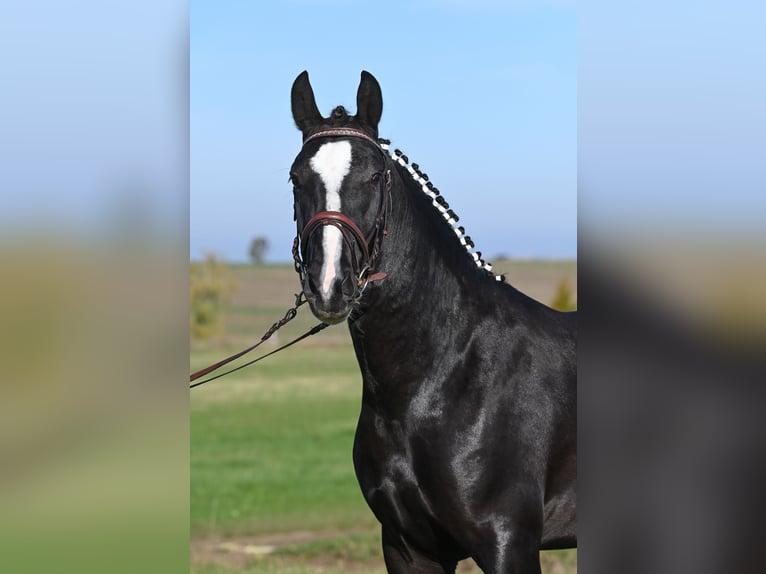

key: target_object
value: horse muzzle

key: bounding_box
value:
[302,268,356,324]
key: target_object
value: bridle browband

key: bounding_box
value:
[303,127,381,148]
[292,127,391,295]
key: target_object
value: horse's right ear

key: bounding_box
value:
[356,71,382,135]
[291,71,323,135]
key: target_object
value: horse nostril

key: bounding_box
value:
[307,274,319,295]
[341,275,357,300]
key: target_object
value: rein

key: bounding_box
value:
[189,292,326,389]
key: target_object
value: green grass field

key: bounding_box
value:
[191,262,576,573]
[191,346,371,537]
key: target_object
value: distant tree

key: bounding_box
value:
[249,236,269,265]
[190,253,238,340]
[550,277,577,311]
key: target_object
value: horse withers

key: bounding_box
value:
[289,70,576,574]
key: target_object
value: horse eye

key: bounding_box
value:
[371,172,382,184]
[290,174,301,189]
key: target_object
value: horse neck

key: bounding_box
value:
[374,164,486,310]
[348,163,498,407]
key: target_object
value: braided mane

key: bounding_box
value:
[378,138,506,283]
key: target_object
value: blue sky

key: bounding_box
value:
[190,0,576,263]
[1,1,761,263]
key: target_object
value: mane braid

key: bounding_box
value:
[378,138,507,283]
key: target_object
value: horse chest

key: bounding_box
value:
[353,407,477,550]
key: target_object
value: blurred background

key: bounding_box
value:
[0,2,189,573]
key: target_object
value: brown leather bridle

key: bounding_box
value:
[292,127,391,295]
[190,133,394,388]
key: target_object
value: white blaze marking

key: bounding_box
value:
[309,141,352,297]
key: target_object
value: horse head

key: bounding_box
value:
[290,71,390,324]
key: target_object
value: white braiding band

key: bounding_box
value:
[379,137,506,283]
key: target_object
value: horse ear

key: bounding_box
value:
[291,70,323,134]
[356,71,383,135]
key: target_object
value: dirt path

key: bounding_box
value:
[191,528,376,569]
[191,530,574,573]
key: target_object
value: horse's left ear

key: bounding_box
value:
[356,71,383,136]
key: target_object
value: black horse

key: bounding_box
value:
[289,70,576,574]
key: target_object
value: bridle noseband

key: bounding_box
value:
[300,210,372,273]
[292,127,392,296]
